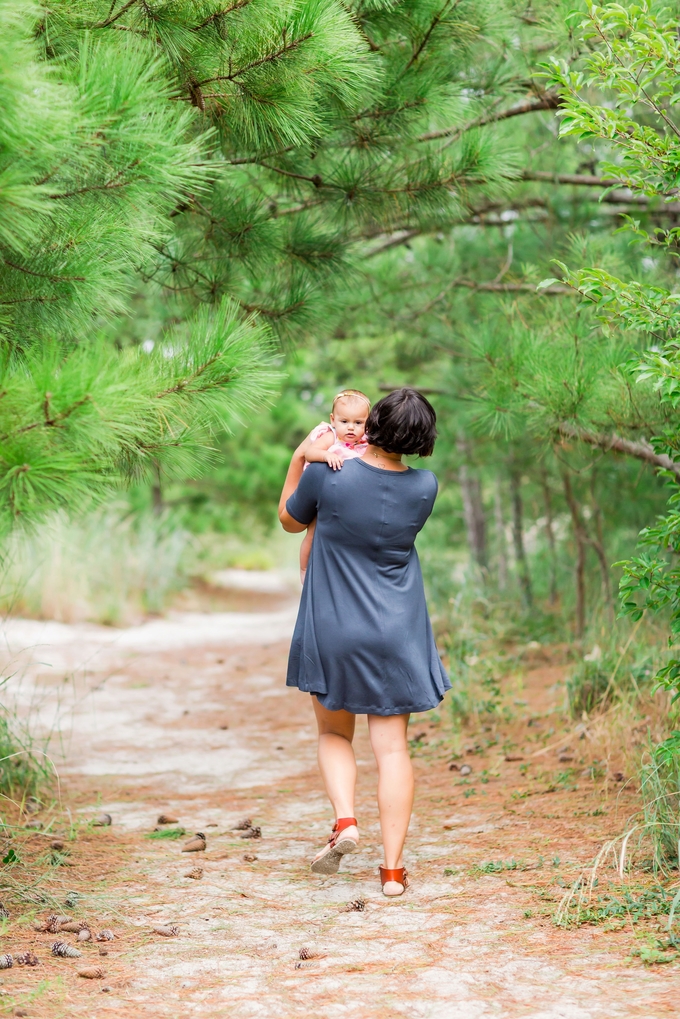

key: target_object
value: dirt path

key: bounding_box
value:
[0,582,676,1018]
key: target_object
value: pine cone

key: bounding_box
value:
[52,941,82,958]
[0,903,9,919]
[157,813,178,825]
[153,925,179,937]
[46,914,68,933]
[182,833,206,853]
[95,930,114,942]
[59,920,88,933]
[0,954,12,969]
[77,966,104,979]
[64,891,80,908]
[240,826,261,839]
[16,952,39,967]
[299,947,320,960]
[343,898,366,912]
[232,818,252,830]
[185,866,203,880]
[78,928,92,942]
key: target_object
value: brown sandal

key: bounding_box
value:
[311,817,359,875]
[379,865,409,897]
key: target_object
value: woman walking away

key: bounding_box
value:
[278,388,450,897]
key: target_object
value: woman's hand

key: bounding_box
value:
[325,451,344,471]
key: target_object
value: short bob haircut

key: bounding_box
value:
[365,387,437,457]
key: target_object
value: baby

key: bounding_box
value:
[299,389,370,583]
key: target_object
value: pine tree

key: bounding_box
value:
[0,0,524,530]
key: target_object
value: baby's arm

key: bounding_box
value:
[305,430,335,459]
[305,431,344,471]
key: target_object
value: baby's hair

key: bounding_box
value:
[331,389,371,414]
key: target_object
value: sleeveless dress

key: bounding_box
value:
[285,458,450,715]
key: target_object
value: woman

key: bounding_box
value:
[278,388,450,896]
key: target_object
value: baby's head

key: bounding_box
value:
[330,389,370,445]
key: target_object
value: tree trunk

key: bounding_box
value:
[494,478,508,591]
[152,463,163,516]
[509,468,533,608]
[588,472,614,621]
[457,437,487,570]
[540,470,559,606]
[562,470,586,639]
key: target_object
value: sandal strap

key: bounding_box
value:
[379,865,409,888]
[328,816,357,846]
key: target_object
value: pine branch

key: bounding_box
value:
[557,422,680,480]
[0,395,92,442]
[405,0,457,71]
[520,171,622,187]
[199,33,314,85]
[419,92,561,143]
[2,259,86,284]
[192,1,252,31]
[91,0,140,29]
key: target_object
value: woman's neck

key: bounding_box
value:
[362,444,408,472]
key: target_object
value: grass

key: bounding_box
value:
[0,713,52,803]
[144,827,187,840]
[0,504,191,626]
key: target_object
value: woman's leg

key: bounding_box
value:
[368,713,413,891]
[312,696,357,819]
[310,698,359,872]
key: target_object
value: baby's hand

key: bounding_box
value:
[325,451,344,471]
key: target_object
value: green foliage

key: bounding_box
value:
[145,827,187,840]
[0,713,50,801]
[639,737,680,871]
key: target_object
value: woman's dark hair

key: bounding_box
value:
[365,388,437,457]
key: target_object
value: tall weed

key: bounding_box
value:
[0,505,190,626]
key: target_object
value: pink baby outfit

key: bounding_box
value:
[303,422,368,469]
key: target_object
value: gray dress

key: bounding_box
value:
[286,458,450,715]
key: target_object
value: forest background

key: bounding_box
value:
[3,0,680,881]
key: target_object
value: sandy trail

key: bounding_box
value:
[0,577,675,1018]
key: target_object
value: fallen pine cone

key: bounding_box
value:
[0,953,12,969]
[295,960,317,970]
[182,833,206,853]
[0,903,9,920]
[16,951,39,966]
[60,920,89,933]
[95,930,114,942]
[299,947,322,960]
[153,925,179,937]
[93,813,112,827]
[185,866,203,880]
[157,813,178,825]
[240,826,261,840]
[78,929,92,942]
[78,966,104,979]
[52,941,81,958]
[342,899,366,912]
[232,818,252,830]
[242,853,257,862]
[65,891,80,908]
[46,914,69,933]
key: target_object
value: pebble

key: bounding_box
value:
[459,764,472,776]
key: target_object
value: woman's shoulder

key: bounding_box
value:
[410,465,439,489]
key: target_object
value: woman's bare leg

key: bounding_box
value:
[368,713,413,892]
[312,697,357,820]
